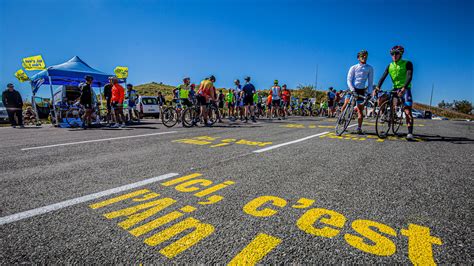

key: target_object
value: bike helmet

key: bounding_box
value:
[274,79,279,85]
[390,45,404,55]
[357,50,368,58]
[127,83,133,88]
[84,75,94,81]
[183,77,190,82]
[209,75,216,82]
[244,76,251,82]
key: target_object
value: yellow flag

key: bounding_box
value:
[22,55,46,70]
[114,66,128,79]
[15,69,29,82]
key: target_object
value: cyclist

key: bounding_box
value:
[266,93,272,118]
[176,77,193,107]
[110,77,126,128]
[253,90,259,117]
[79,75,94,129]
[226,89,235,119]
[197,75,216,126]
[270,80,282,120]
[282,84,291,118]
[327,87,336,117]
[217,89,225,121]
[375,45,414,140]
[242,76,257,123]
[346,50,374,134]
[126,84,139,123]
[103,77,113,124]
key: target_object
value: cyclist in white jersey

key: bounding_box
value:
[346,50,374,134]
[270,80,282,120]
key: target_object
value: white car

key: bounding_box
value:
[0,102,8,122]
[432,115,448,120]
[412,109,424,118]
[136,96,160,118]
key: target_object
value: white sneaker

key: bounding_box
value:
[406,133,414,140]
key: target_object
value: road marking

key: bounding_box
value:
[21,131,178,151]
[254,124,357,153]
[0,173,179,225]
[228,233,282,265]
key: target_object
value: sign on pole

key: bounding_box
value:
[114,66,128,79]
[22,55,46,70]
[14,69,29,82]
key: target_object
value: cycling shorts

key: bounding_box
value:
[395,88,413,107]
[272,99,281,107]
[328,100,335,108]
[196,95,208,106]
[243,95,254,105]
[180,98,193,107]
[355,88,367,105]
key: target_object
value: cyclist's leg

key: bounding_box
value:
[402,89,414,135]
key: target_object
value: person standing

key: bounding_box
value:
[242,76,257,123]
[270,80,282,120]
[346,50,374,134]
[225,89,235,119]
[79,75,94,129]
[281,84,291,118]
[110,77,126,128]
[103,77,113,124]
[375,45,415,140]
[197,75,216,126]
[126,84,139,123]
[157,91,166,119]
[2,83,23,128]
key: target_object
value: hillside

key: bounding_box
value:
[413,103,473,120]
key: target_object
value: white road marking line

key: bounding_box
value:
[21,131,178,151]
[0,173,179,226]
[253,124,357,153]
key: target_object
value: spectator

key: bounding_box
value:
[2,83,24,128]
[103,77,114,124]
[110,78,126,128]
[79,75,94,129]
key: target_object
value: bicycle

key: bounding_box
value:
[182,101,218,128]
[335,90,367,136]
[375,90,404,138]
[161,98,185,128]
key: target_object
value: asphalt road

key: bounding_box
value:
[0,116,472,264]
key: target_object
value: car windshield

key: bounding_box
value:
[142,98,157,105]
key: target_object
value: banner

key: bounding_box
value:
[22,55,46,70]
[114,66,128,79]
[15,69,29,82]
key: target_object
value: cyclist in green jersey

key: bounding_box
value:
[174,77,192,107]
[375,45,415,140]
[226,89,235,119]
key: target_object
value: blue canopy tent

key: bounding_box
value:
[29,56,125,125]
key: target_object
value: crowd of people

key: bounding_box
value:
[2,45,414,138]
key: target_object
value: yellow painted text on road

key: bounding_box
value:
[228,233,282,266]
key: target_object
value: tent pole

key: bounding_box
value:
[30,83,41,126]
[47,75,58,126]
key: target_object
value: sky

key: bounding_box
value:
[1,0,473,105]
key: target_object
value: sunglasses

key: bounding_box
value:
[391,52,401,56]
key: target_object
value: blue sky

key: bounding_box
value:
[1,0,473,105]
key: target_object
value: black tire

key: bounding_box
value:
[335,100,354,136]
[182,108,197,128]
[208,105,218,125]
[161,107,178,128]
[392,105,404,135]
[375,101,392,138]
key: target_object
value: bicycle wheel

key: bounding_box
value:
[335,100,354,136]
[161,107,178,128]
[182,108,197,128]
[208,105,218,125]
[375,101,392,138]
[65,108,82,128]
[392,104,404,135]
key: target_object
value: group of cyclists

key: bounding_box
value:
[75,44,414,138]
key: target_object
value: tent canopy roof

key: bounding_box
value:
[30,56,123,93]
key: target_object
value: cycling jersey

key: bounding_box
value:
[377,59,413,89]
[271,86,281,100]
[127,89,138,107]
[198,80,213,97]
[253,93,258,104]
[226,92,234,103]
[389,60,413,88]
[282,90,291,102]
[177,84,190,99]
[111,83,125,104]
[347,63,374,91]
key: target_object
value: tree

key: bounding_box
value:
[453,100,473,114]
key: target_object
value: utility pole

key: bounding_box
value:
[430,83,434,109]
